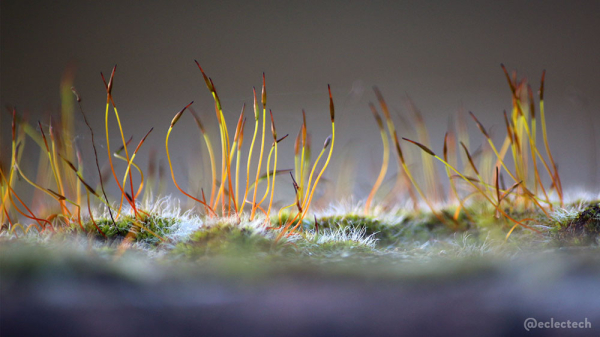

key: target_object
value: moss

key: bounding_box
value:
[171,219,383,261]
[297,239,377,259]
[84,213,177,245]
[317,215,380,233]
[172,223,278,259]
[315,213,453,247]
[557,203,600,246]
[272,211,302,230]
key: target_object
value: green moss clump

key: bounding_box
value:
[557,203,600,246]
[172,221,380,261]
[316,213,453,246]
[84,213,177,245]
[172,223,276,259]
[272,211,306,232]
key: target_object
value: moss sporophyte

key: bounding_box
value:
[1,63,591,254]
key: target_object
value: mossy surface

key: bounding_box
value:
[172,223,278,259]
[6,199,600,267]
[83,213,178,245]
[315,213,454,247]
[557,203,600,246]
[295,239,378,261]
[171,223,379,262]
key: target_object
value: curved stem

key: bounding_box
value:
[166,127,216,216]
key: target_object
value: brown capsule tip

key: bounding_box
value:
[328,85,335,122]
[47,189,66,201]
[241,118,247,133]
[323,135,332,149]
[500,64,517,94]
[115,137,129,155]
[290,171,298,189]
[141,127,154,144]
[38,121,49,150]
[107,65,117,94]
[443,132,449,161]
[527,85,535,119]
[301,109,307,142]
[294,130,301,155]
[100,72,107,90]
[208,78,220,102]
[239,103,246,117]
[495,167,501,200]
[195,60,213,91]
[269,110,277,140]
[276,134,289,143]
[468,111,489,138]
[234,104,245,141]
[238,127,247,150]
[451,175,480,183]
[60,156,78,172]
[71,86,81,102]
[170,101,193,127]
[82,179,98,196]
[252,86,260,120]
[402,137,435,156]
[170,111,184,128]
[459,141,479,175]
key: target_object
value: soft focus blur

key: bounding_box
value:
[2,0,599,206]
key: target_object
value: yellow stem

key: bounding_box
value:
[365,128,389,214]
[267,141,279,219]
[241,118,259,214]
[166,127,216,216]
[250,107,266,220]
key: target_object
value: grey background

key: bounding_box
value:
[2,0,599,205]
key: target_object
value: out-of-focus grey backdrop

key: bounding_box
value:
[2,0,599,206]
